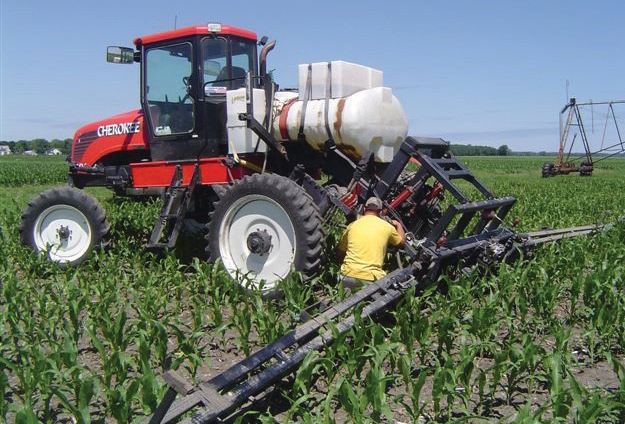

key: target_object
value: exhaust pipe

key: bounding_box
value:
[259,40,276,78]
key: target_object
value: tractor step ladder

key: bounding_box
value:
[147,164,199,249]
[144,266,420,424]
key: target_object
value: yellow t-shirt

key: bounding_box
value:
[338,214,402,281]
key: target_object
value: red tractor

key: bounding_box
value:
[20,23,515,294]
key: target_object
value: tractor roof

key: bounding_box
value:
[134,23,257,46]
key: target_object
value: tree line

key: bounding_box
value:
[0,139,73,155]
[449,144,511,156]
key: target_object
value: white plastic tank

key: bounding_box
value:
[226,88,267,154]
[270,61,408,163]
[271,86,408,163]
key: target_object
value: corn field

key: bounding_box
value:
[1,155,625,423]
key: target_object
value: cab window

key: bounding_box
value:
[202,38,255,95]
[145,42,194,135]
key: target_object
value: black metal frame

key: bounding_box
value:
[373,136,516,252]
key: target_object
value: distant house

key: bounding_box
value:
[23,150,37,156]
[47,148,62,155]
[0,145,11,155]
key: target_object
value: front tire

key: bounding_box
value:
[20,187,110,266]
[207,174,324,293]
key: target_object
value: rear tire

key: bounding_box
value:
[207,174,324,293]
[20,187,110,266]
[541,162,554,178]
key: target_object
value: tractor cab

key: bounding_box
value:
[111,23,260,161]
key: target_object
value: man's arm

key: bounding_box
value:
[390,219,406,248]
[337,249,346,263]
[337,228,348,263]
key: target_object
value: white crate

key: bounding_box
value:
[298,60,383,100]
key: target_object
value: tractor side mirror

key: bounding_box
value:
[106,46,135,64]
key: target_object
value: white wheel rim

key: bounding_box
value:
[33,204,92,263]
[218,195,295,291]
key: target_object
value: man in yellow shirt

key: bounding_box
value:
[337,197,406,290]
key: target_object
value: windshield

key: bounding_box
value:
[202,37,256,95]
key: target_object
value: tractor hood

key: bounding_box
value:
[71,109,150,166]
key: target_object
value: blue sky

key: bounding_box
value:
[1,0,624,152]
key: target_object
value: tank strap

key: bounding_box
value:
[278,97,298,140]
[298,64,312,141]
[323,62,334,142]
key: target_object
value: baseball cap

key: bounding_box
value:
[365,197,383,211]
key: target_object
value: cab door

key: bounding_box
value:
[199,37,259,156]
[143,36,258,161]
[143,40,205,161]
